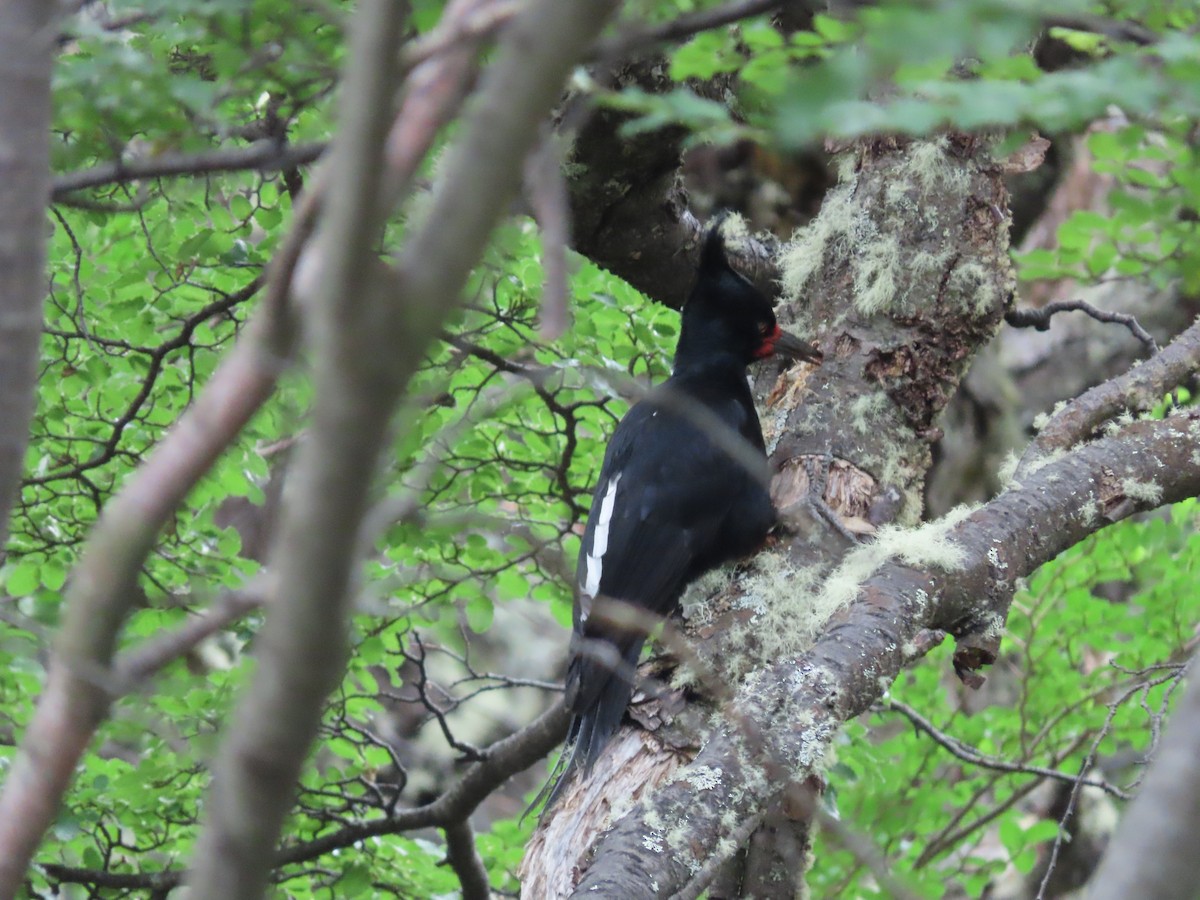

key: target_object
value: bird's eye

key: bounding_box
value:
[759,322,771,335]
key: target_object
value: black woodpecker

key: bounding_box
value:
[545,222,821,810]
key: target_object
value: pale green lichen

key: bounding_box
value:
[853,234,903,316]
[679,566,736,627]
[1104,411,1137,436]
[997,450,1021,488]
[820,504,976,610]
[1122,478,1163,505]
[850,392,892,435]
[945,260,1000,317]
[717,211,752,246]
[779,182,862,302]
[1026,447,1068,476]
[682,764,723,792]
[900,136,972,196]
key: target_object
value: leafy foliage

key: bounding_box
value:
[813,500,1199,897]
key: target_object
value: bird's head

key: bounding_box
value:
[675,222,821,372]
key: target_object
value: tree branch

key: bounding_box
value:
[186,0,618,895]
[570,411,1200,897]
[1005,298,1159,355]
[185,1,408,893]
[50,141,326,201]
[885,698,1130,800]
[1086,665,1200,900]
[37,699,569,893]
[0,0,58,559]
[1017,316,1200,478]
[442,819,491,900]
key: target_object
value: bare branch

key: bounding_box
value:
[594,0,786,60]
[50,141,327,201]
[886,698,1130,800]
[1005,298,1159,354]
[1017,317,1200,478]
[1043,12,1159,45]
[37,699,569,893]
[113,588,265,687]
[187,0,618,894]
[0,0,58,560]
[186,0,409,893]
[525,127,572,340]
[0,238,299,896]
[1087,664,1200,900]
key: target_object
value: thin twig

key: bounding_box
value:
[886,698,1131,801]
[593,0,784,60]
[114,588,265,686]
[51,141,327,200]
[1005,299,1159,355]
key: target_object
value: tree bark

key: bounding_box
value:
[1087,667,1200,900]
[0,0,56,559]
[186,0,619,896]
[524,132,1019,896]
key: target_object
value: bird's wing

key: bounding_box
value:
[567,398,754,724]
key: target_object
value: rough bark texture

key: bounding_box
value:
[0,1,56,561]
[560,409,1200,899]
[564,62,784,311]
[926,122,1200,516]
[523,133,1018,896]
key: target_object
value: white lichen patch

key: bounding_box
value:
[849,392,892,434]
[1080,497,1100,526]
[641,829,665,853]
[681,765,724,792]
[820,504,976,610]
[901,137,972,195]
[1122,477,1163,505]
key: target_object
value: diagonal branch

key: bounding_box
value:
[1017,317,1200,478]
[185,0,619,895]
[571,411,1200,897]
[50,141,326,201]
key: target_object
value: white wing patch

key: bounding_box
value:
[583,471,622,599]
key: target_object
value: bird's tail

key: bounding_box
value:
[526,637,645,818]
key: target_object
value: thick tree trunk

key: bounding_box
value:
[523,133,1017,897]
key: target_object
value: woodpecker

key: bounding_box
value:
[546,223,821,810]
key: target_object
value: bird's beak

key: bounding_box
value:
[773,329,823,364]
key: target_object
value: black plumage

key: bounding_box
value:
[543,223,820,811]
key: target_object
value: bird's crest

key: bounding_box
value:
[698,213,737,279]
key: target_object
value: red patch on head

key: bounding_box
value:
[754,324,782,359]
